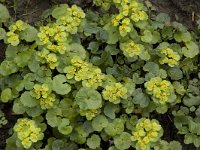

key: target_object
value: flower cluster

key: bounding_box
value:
[32,84,49,99]
[13,118,44,149]
[64,56,89,81]
[64,56,104,89]
[40,93,56,110]
[80,109,100,120]
[159,48,180,67]
[111,0,148,36]
[102,82,127,104]
[120,40,143,57]
[6,20,27,46]
[56,5,85,34]
[37,24,68,54]
[31,84,56,110]
[131,118,162,150]
[37,49,59,69]
[82,67,105,89]
[144,77,173,104]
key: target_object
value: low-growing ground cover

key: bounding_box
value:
[0,0,200,149]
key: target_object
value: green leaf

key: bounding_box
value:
[104,118,124,136]
[52,4,69,19]
[188,120,200,135]
[105,45,120,55]
[83,22,100,35]
[52,75,71,95]
[132,73,144,84]
[168,67,183,80]
[103,102,119,119]
[46,109,62,127]
[75,87,102,110]
[161,26,174,39]
[14,49,34,67]
[141,30,153,43]
[87,134,101,149]
[5,134,18,150]
[151,31,161,44]
[0,4,10,22]
[183,96,200,107]
[20,25,38,42]
[92,115,108,131]
[1,88,12,103]
[13,99,26,114]
[156,104,168,114]
[20,91,38,107]
[134,20,149,30]
[5,45,18,59]
[91,51,110,66]
[69,43,86,60]
[173,81,186,95]
[88,42,100,54]
[139,50,150,60]
[96,28,108,42]
[26,105,43,117]
[52,139,65,150]
[0,60,18,76]
[132,89,150,108]
[103,23,119,44]
[114,132,131,150]
[184,133,194,145]
[108,146,118,150]
[0,28,6,40]
[174,31,191,42]
[155,13,170,23]
[58,118,72,135]
[143,62,159,74]
[28,57,40,72]
[182,41,199,58]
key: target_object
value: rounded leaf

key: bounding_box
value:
[20,91,38,107]
[1,88,12,103]
[114,132,131,150]
[75,87,102,110]
[92,115,108,131]
[86,134,101,149]
[0,4,10,22]
[52,75,71,95]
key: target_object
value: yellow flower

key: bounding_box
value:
[33,84,49,99]
[80,109,99,120]
[82,68,104,89]
[159,48,180,67]
[145,77,172,104]
[102,82,127,103]
[122,18,130,25]
[14,118,44,149]
[15,20,26,31]
[119,24,131,36]
[132,118,162,150]
[120,41,142,57]
[46,53,59,69]
[7,32,20,46]
[40,93,56,110]
[121,4,129,16]
[131,11,148,22]
[64,56,89,81]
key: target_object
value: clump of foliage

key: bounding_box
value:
[0,110,8,127]
[0,0,200,149]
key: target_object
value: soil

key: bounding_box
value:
[151,0,200,30]
[1,0,200,149]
